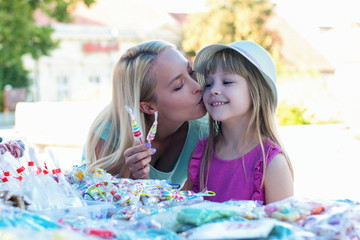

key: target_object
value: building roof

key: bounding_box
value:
[169,13,188,25]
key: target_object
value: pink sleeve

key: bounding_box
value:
[188,138,208,193]
[252,139,282,203]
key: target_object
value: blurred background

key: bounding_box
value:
[0,0,359,200]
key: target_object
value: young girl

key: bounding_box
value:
[187,41,294,204]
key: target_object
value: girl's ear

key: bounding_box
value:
[139,102,157,114]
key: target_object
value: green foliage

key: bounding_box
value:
[276,101,314,126]
[182,0,279,58]
[0,0,95,111]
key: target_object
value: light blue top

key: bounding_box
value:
[97,116,209,188]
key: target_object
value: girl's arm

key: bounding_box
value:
[264,153,294,204]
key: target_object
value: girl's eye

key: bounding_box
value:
[204,82,212,88]
[223,80,232,84]
[174,83,184,91]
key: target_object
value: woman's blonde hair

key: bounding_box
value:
[199,49,294,190]
[85,40,174,176]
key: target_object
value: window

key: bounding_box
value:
[57,76,69,101]
[89,75,101,85]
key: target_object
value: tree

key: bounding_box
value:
[0,0,95,111]
[182,0,279,58]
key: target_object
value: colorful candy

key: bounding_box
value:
[125,106,159,144]
[0,140,25,158]
[65,166,213,218]
[125,105,144,143]
[146,111,158,143]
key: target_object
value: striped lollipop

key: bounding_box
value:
[0,140,25,158]
[146,111,158,143]
[125,105,144,143]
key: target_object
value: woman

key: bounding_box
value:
[84,40,208,187]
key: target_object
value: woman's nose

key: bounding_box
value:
[193,79,203,94]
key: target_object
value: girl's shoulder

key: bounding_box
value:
[189,137,209,191]
[263,138,282,159]
[251,138,282,169]
[192,137,209,159]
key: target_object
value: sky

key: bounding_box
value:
[275,0,360,27]
[149,0,360,24]
[148,0,208,13]
[150,0,360,50]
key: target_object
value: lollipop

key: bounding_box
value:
[125,105,144,144]
[0,140,25,158]
[146,111,158,143]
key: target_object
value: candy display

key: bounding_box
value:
[175,201,261,226]
[65,165,214,220]
[184,219,276,239]
[1,136,360,239]
[0,142,85,211]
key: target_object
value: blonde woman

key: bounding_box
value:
[187,41,294,204]
[84,40,208,188]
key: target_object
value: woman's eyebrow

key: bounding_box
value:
[167,61,190,87]
[168,74,182,87]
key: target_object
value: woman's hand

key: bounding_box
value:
[123,143,156,179]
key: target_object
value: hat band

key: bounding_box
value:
[231,46,263,71]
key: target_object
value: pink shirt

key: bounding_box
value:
[189,138,282,204]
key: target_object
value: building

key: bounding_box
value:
[23,0,183,102]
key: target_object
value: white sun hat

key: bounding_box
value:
[194,41,278,106]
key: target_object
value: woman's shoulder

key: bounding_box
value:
[189,114,209,138]
[97,120,112,140]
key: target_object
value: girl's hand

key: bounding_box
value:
[123,143,156,179]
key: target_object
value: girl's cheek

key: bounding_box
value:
[202,92,207,101]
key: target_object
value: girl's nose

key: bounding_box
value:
[210,85,221,95]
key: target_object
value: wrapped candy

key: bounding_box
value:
[0,152,25,185]
[0,139,25,158]
[66,166,214,220]
[261,197,329,224]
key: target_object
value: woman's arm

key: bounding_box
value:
[264,153,294,204]
[94,138,105,159]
